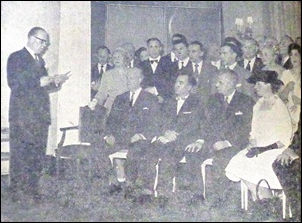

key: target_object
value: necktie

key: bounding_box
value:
[130,92,134,107]
[150,60,159,64]
[99,65,104,75]
[194,64,199,74]
[179,61,184,70]
[246,60,251,71]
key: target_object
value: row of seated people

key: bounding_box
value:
[89,34,300,131]
[85,35,300,210]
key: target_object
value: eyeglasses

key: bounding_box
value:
[33,36,50,46]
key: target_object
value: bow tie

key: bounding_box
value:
[150,59,159,64]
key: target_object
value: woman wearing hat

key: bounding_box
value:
[225,70,293,200]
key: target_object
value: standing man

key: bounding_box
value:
[188,41,218,99]
[239,37,264,74]
[7,27,70,201]
[91,46,113,99]
[139,37,170,99]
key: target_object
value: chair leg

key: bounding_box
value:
[289,203,292,218]
[282,190,286,219]
[201,163,206,199]
[153,160,159,198]
[172,177,176,193]
[241,181,244,209]
[241,181,248,210]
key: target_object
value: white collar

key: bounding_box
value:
[192,60,203,67]
[176,94,190,100]
[244,57,256,70]
[171,51,178,62]
[98,63,107,68]
[224,90,236,104]
[282,55,290,65]
[228,62,237,70]
[149,56,161,61]
[25,46,36,59]
[178,57,190,67]
[130,87,142,106]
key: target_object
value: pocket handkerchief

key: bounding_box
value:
[183,111,192,114]
[143,107,149,110]
[235,111,243,115]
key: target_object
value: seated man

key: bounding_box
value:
[104,67,161,200]
[187,69,255,205]
[153,71,207,205]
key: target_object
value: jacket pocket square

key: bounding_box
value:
[235,111,243,115]
[183,111,192,114]
[143,107,149,110]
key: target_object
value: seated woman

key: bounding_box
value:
[88,47,130,114]
[260,45,285,79]
[279,43,301,132]
[225,70,293,200]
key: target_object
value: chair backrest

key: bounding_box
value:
[79,105,107,143]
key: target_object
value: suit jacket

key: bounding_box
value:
[190,61,219,100]
[232,64,257,100]
[106,90,161,146]
[276,55,293,70]
[7,47,58,126]
[238,57,265,74]
[91,63,114,99]
[139,58,171,99]
[204,91,255,155]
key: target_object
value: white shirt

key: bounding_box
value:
[130,87,142,106]
[98,63,107,74]
[25,46,37,60]
[244,57,256,72]
[224,90,236,104]
[129,59,134,68]
[178,57,190,70]
[149,56,161,73]
[282,55,290,66]
[171,51,178,62]
[211,60,221,70]
[227,62,237,70]
[176,94,189,115]
[192,60,203,74]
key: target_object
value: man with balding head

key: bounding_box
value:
[105,67,161,201]
[7,27,70,201]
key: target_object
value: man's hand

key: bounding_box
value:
[185,140,204,153]
[157,136,170,144]
[40,76,54,87]
[88,99,98,110]
[53,72,70,86]
[105,135,115,146]
[164,130,179,142]
[213,140,231,151]
[131,133,146,143]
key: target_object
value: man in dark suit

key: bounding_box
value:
[139,37,171,99]
[187,69,255,206]
[153,72,207,205]
[188,40,218,100]
[7,27,69,201]
[220,39,256,100]
[161,38,192,99]
[239,37,264,74]
[104,67,161,201]
[277,35,294,69]
[91,46,113,99]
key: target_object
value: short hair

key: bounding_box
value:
[218,69,239,84]
[172,38,188,47]
[288,43,301,56]
[221,42,242,58]
[176,71,197,87]
[27,27,47,38]
[96,45,110,54]
[147,37,162,46]
[242,37,259,48]
[189,41,204,51]
[113,47,130,63]
[172,33,187,42]
[135,47,147,58]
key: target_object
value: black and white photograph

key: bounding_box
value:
[1,1,301,222]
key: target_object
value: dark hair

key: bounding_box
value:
[147,37,162,46]
[247,70,284,93]
[176,71,197,87]
[96,45,111,54]
[172,38,188,47]
[172,33,187,42]
[190,41,204,51]
[242,37,259,47]
[28,27,47,38]
[218,69,239,84]
[221,42,243,58]
[288,43,301,56]
[135,47,147,59]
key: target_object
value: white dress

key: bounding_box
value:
[225,95,293,188]
[280,69,301,132]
